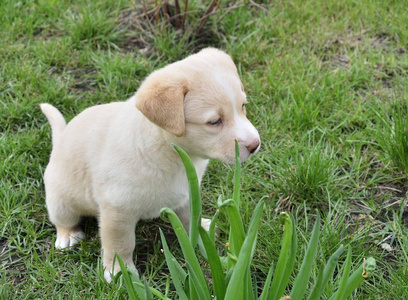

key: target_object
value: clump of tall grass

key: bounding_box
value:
[62,7,122,48]
[372,98,408,174]
[116,142,375,299]
[275,135,341,207]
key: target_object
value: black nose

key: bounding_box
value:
[246,139,260,154]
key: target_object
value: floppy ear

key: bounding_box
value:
[136,73,189,137]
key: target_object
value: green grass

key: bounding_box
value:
[1,0,408,298]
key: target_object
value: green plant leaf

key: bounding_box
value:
[173,144,201,249]
[186,263,211,300]
[218,199,236,208]
[226,141,245,261]
[290,213,321,300]
[344,257,376,298]
[275,214,298,299]
[209,210,220,243]
[171,255,188,283]
[225,199,265,300]
[116,254,171,300]
[268,212,294,300]
[199,226,226,300]
[225,267,233,286]
[160,207,210,299]
[197,237,208,261]
[159,229,189,300]
[332,247,352,300]
[115,254,140,300]
[259,263,274,300]
[310,265,326,300]
[224,202,246,257]
[129,270,147,300]
[308,244,344,300]
[217,195,224,207]
[143,278,153,300]
[233,139,241,207]
[341,257,376,298]
[244,267,255,300]
[328,257,376,300]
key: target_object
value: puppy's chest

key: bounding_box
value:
[133,168,190,218]
[96,155,208,218]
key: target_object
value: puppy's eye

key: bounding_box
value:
[242,103,247,112]
[208,118,222,126]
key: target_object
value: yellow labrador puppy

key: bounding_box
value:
[41,48,260,282]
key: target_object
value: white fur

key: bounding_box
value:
[41,48,260,282]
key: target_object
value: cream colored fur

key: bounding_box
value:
[41,48,260,282]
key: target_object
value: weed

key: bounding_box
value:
[1,0,408,298]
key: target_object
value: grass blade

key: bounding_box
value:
[116,254,140,300]
[128,270,147,300]
[186,263,211,300]
[117,257,171,300]
[209,210,220,243]
[224,201,246,258]
[332,247,352,300]
[290,213,321,300]
[159,229,189,300]
[308,244,344,300]
[308,265,326,300]
[253,275,258,299]
[268,212,294,300]
[173,144,201,249]
[225,267,233,286]
[143,278,153,300]
[199,226,226,300]
[259,263,274,300]
[244,267,255,300]
[233,139,241,206]
[160,207,210,299]
[225,199,265,300]
[275,214,298,299]
[227,141,245,260]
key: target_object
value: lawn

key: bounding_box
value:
[1,0,408,298]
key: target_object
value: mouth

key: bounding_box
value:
[220,147,258,165]
[251,143,261,156]
[240,140,261,161]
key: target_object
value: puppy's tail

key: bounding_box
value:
[40,103,66,145]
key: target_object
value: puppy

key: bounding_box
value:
[41,48,260,282]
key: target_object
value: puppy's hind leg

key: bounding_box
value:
[46,197,85,249]
[55,225,85,249]
[174,201,212,233]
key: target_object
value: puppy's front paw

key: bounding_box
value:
[104,269,115,283]
[201,218,212,232]
[55,228,85,249]
[104,262,138,283]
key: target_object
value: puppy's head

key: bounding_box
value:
[136,48,260,164]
